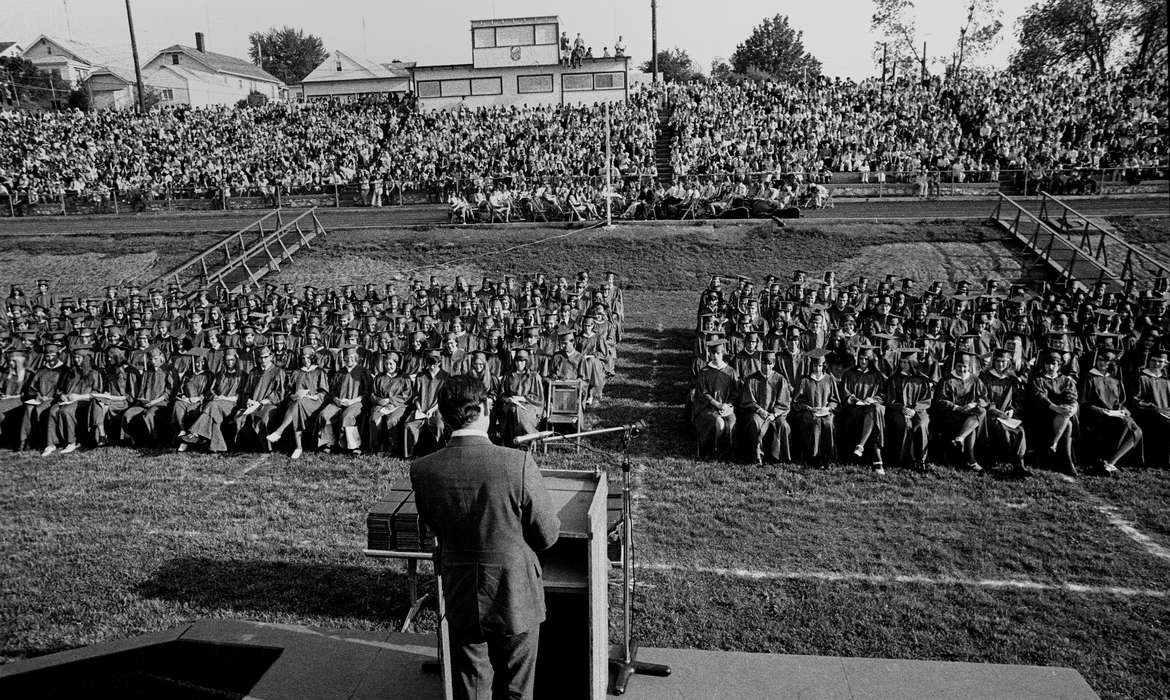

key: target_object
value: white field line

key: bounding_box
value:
[1090,499,1170,564]
[637,562,1169,598]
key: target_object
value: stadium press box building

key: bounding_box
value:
[411,16,630,110]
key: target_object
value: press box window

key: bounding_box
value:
[472,78,502,96]
[593,72,625,90]
[563,74,592,91]
[416,81,441,98]
[440,79,471,97]
[473,28,495,48]
[517,75,553,94]
[496,25,535,47]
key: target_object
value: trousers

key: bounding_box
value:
[449,626,539,700]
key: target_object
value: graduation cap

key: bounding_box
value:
[705,337,728,350]
[805,347,831,361]
[513,347,533,358]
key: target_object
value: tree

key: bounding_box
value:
[871,0,925,78]
[952,0,1004,74]
[709,56,734,82]
[0,56,73,109]
[247,26,327,85]
[730,14,822,81]
[1009,0,1113,76]
[638,47,700,83]
[1107,0,1168,73]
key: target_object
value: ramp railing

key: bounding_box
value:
[1037,191,1169,285]
[147,208,327,295]
[990,193,1114,293]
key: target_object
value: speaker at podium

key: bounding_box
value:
[438,468,609,700]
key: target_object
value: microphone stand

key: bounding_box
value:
[534,423,672,694]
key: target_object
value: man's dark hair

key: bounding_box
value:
[438,375,487,430]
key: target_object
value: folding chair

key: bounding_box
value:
[543,379,584,454]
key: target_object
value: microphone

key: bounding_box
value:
[624,419,648,435]
[513,430,556,446]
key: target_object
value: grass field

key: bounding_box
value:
[3,219,1170,698]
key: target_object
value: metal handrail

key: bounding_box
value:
[991,193,1115,293]
[147,210,284,291]
[1038,191,1169,282]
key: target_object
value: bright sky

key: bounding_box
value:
[3,0,1034,80]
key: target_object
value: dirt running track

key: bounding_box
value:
[0,197,1165,236]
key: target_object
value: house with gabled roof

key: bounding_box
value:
[0,42,23,59]
[296,50,412,101]
[140,33,284,106]
[20,35,131,86]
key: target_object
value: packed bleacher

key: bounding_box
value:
[0,89,659,212]
[1,69,1166,220]
[667,68,1168,185]
[0,272,623,458]
[691,271,1170,476]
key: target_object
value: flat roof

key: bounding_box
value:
[470,16,558,28]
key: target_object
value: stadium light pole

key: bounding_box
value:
[124,0,146,113]
[605,100,613,228]
[650,0,658,83]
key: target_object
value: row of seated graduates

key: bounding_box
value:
[2,328,607,459]
[1,272,628,457]
[2,269,626,372]
[687,271,1170,472]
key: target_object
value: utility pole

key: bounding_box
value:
[880,42,888,102]
[921,40,927,83]
[956,28,967,80]
[125,0,146,113]
[650,0,658,83]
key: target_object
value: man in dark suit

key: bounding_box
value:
[411,375,561,700]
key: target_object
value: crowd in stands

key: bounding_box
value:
[667,68,1168,184]
[0,89,659,213]
[1,68,1166,218]
[0,272,623,458]
[691,271,1170,477]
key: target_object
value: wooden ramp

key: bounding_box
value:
[991,194,1116,293]
[145,208,327,295]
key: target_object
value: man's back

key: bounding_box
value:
[411,433,560,636]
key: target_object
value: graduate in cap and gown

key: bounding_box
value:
[735,349,792,464]
[885,348,935,470]
[793,348,840,466]
[692,337,738,459]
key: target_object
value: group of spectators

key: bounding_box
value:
[691,271,1170,477]
[0,88,659,214]
[559,31,626,68]
[667,68,1167,185]
[1,67,1166,217]
[0,272,624,459]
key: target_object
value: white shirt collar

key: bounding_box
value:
[451,428,490,438]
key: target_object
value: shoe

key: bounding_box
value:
[852,444,865,458]
[873,463,886,476]
[60,443,79,455]
[266,432,280,443]
[291,447,303,459]
[1102,462,1119,476]
[968,462,983,473]
[321,446,332,455]
[41,445,56,457]
[177,443,188,452]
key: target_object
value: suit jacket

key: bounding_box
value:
[411,433,561,636]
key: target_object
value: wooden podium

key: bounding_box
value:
[437,468,609,700]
